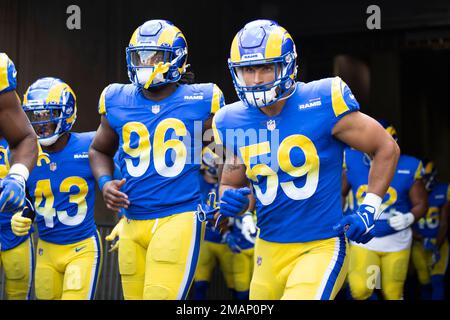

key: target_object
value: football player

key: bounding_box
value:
[0,138,35,299]
[212,20,400,300]
[411,160,449,300]
[11,77,103,300]
[343,120,428,300]
[89,20,225,300]
[193,148,236,299]
[0,53,38,213]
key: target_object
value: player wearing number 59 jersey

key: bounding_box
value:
[213,20,400,300]
[343,120,428,300]
[89,20,225,300]
[11,77,102,300]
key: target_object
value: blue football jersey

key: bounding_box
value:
[26,132,97,244]
[199,175,222,243]
[414,183,450,238]
[99,83,224,220]
[344,148,423,217]
[0,139,33,251]
[213,77,359,243]
[0,53,17,94]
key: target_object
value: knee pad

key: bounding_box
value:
[3,252,27,280]
[348,276,373,300]
[143,284,174,300]
[119,239,137,276]
[150,231,182,264]
[35,267,58,300]
[192,281,209,300]
[64,265,83,292]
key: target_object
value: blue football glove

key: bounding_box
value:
[219,187,251,217]
[0,175,26,212]
[333,204,376,244]
[373,219,398,237]
[223,231,242,253]
[195,191,223,228]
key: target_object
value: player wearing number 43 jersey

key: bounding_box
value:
[89,20,225,300]
[343,120,428,300]
[213,20,400,300]
[11,77,103,300]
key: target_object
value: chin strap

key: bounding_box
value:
[144,62,172,89]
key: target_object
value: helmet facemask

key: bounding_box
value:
[229,51,297,108]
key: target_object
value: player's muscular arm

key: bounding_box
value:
[219,155,248,197]
[408,179,428,222]
[436,201,449,247]
[89,115,118,179]
[0,91,37,171]
[89,115,128,213]
[333,111,400,198]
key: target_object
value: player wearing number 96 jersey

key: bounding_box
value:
[343,120,428,300]
[89,20,225,300]
[13,77,103,300]
[213,19,400,300]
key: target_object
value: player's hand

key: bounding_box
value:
[388,211,414,231]
[240,212,257,244]
[11,211,32,237]
[105,218,124,252]
[219,187,251,217]
[333,204,376,244]
[223,231,241,253]
[0,175,26,212]
[195,191,224,228]
[102,178,130,214]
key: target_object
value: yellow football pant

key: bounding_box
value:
[118,211,204,300]
[411,239,449,285]
[250,235,348,300]
[0,237,34,300]
[348,245,410,300]
[233,248,254,293]
[195,241,235,289]
[34,231,103,300]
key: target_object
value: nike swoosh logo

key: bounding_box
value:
[75,246,87,252]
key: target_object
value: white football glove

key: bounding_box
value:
[388,211,415,231]
[241,212,257,244]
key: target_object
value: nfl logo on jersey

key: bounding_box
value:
[267,120,276,131]
[50,162,57,171]
[151,105,161,114]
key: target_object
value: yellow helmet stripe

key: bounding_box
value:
[331,77,350,117]
[264,27,287,59]
[157,26,180,46]
[0,53,11,92]
[46,83,75,104]
[424,161,434,175]
[129,28,139,46]
[230,35,241,63]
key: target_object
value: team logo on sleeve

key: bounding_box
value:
[266,120,276,131]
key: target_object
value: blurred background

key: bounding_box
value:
[1,0,449,299]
